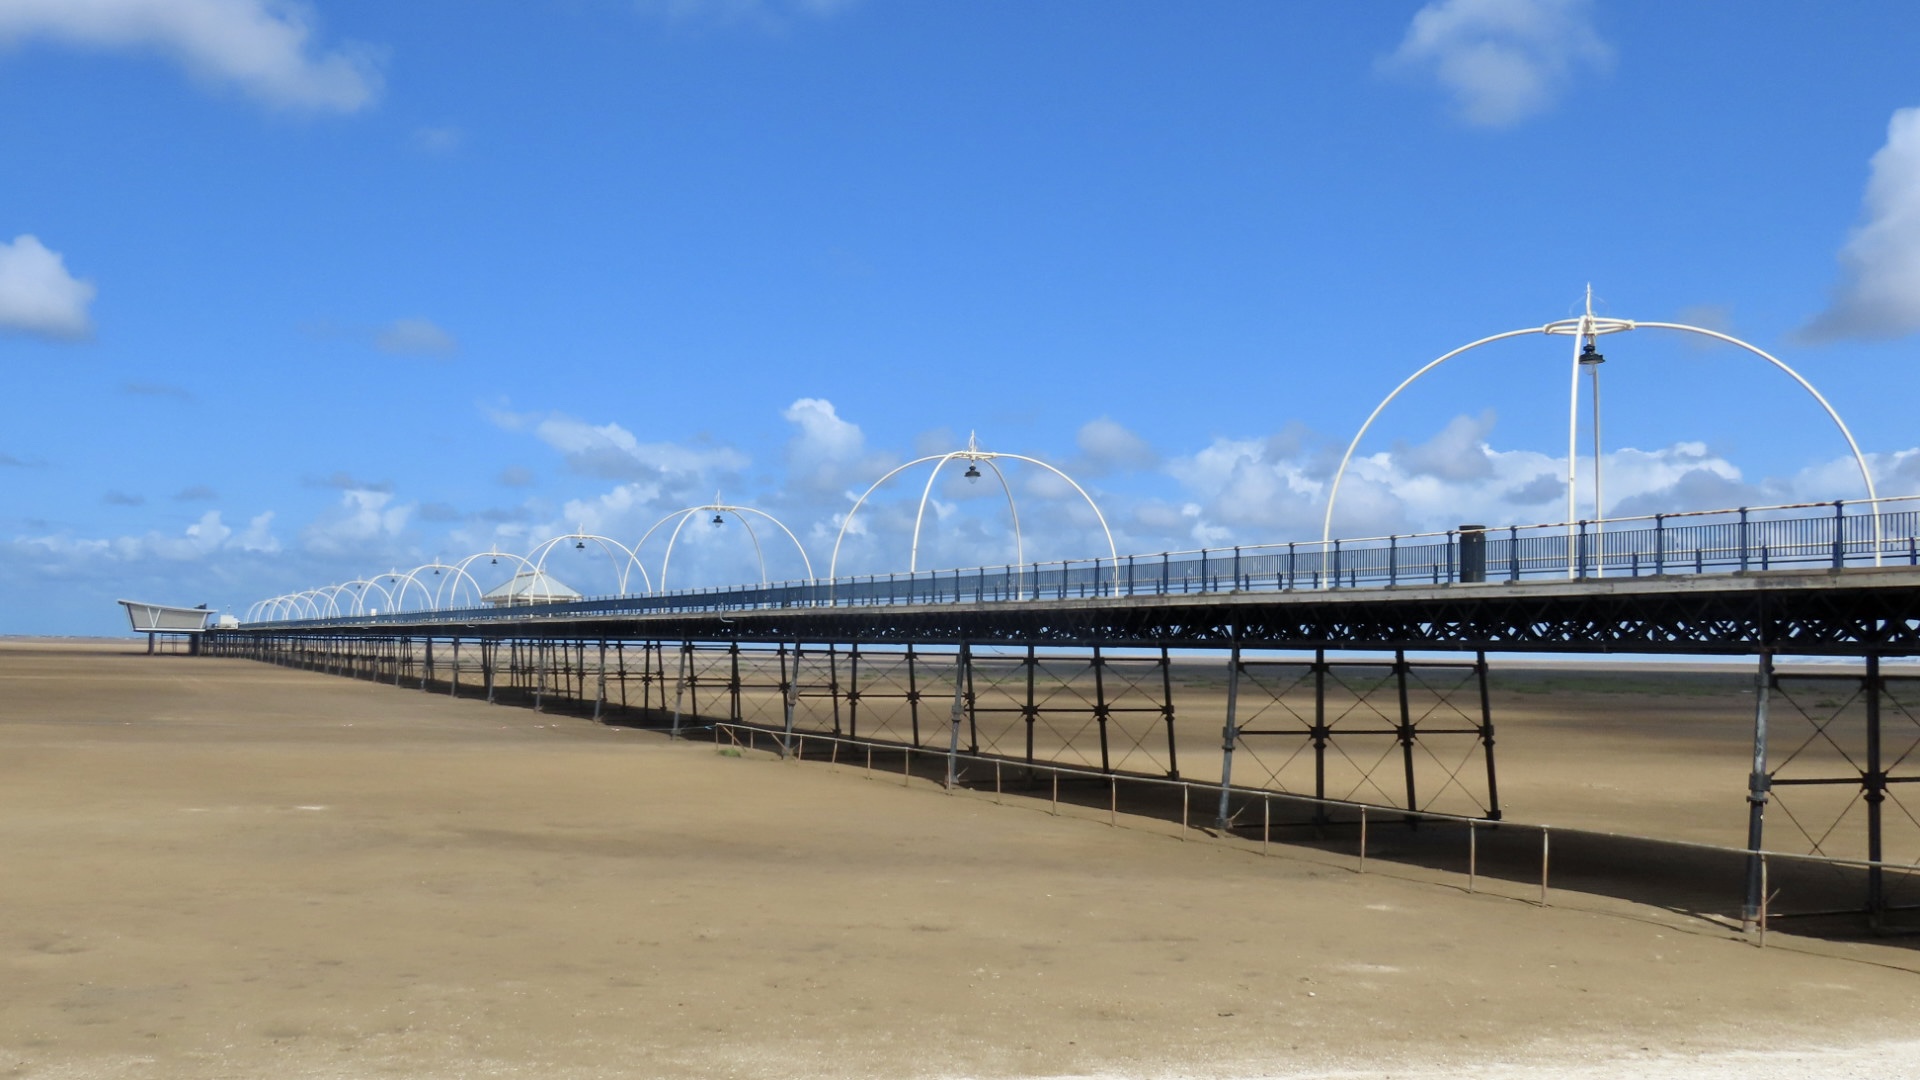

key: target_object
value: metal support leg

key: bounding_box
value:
[781,644,802,758]
[947,643,969,789]
[1477,649,1501,820]
[1396,650,1418,821]
[1312,649,1329,826]
[1024,644,1038,768]
[847,643,861,740]
[1093,644,1111,773]
[907,644,922,747]
[594,640,606,723]
[730,642,743,724]
[1866,653,1886,925]
[1217,644,1242,829]
[670,642,691,738]
[1160,645,1180,779]
[828,643,843,737]
[1743,652,1773,929]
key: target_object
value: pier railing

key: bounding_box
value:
[247,496,1920,628]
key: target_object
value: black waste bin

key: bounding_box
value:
[1458,524,1488,583]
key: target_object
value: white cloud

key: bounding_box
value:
[0,0,381,112]
[300,489,411,557]
[783,397,895,494]
[374,316,457,356]
[234,510,279,553]
[783,397,864,460]
[0,235,95,339]
[1382,0,1611,128]
[1075,417,1158,474]
[499,410,749,484]
[1801,107,1920,342]
[18,508,271,562]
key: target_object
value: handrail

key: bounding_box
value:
[238,494,1920,629]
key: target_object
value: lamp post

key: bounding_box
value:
[1321,287,1881,581]
[827,431,1119,586]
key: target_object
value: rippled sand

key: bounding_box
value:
[3,641,1916,1079]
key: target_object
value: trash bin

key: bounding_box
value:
[1458,524,1487,583]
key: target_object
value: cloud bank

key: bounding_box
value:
[0,235,95,339]
[1383,0,1611,128]
[0,0,381,112]
[1801,107,1920,342]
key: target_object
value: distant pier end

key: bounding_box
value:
[117,599,228,655]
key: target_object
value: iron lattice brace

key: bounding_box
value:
[1225,649,1499,821]
[1765,663,1920,917]
[960,645,1181,779]
[835,644,933,747]
[667,642,747,730]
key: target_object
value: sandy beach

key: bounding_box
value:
[3,640,1918,1079]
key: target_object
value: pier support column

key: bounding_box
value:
[1742,652,1773,929]
[1217,642,1242,829]
[947,643,970,789]
[1477,650,1501,820]
[1396,650,1418,823]
[1866,653,1887,925]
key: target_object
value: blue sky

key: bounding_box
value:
[4,0,1920,633]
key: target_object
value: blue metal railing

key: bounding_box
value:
[245,497,1920,629]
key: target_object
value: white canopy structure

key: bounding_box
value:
[118,599,216,655]
[481,569,583,607]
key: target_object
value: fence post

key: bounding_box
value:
[1468,821,1477,893]
[1508,524,1520,582]
[1654,514,1666,575]
[1388,535,1397,586]
[1832,500,1846,569]
[1540,827,1551,906]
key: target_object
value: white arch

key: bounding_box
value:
[386,561,488,611]
[378,569,436,613]
[528,531,642,599]
[1321,317,1881,572]
[337,579,394,616]
[827,442,1120,588]
[637,504,815,594]
[450,549,539,606]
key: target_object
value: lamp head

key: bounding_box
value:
[711,513,725,528]
[1579,340,1605,366]
[574,539,586,550]
[964,462,982,483]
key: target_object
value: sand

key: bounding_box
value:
[3,641,1918,1079]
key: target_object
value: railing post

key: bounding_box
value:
[1160,552,1169,595]
[1388,535,1397,586]
[1332,539,1342,588]
[1654,513,1666,575]
[1199,549,1208,593]
[1739,506,1751,573]
[1126,555,1135,597]
[1233,546,1242,590]
[1576,520,1589,578]
[1508,524,1520,582]
[1286,542,1296,590]
[1832,500,1846,569]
